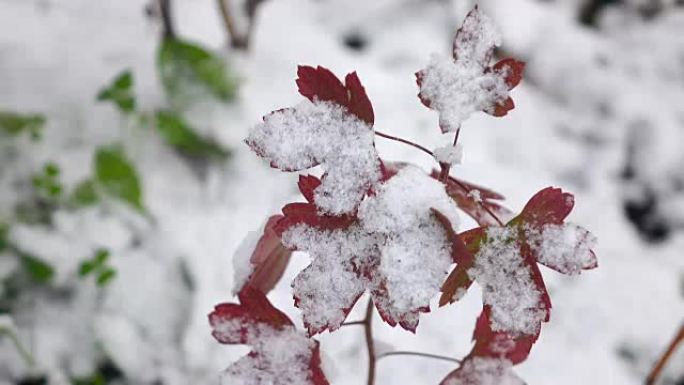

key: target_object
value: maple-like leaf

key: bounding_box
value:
[277,167,461,335]
[234,215,293,295]
[246,66,381,216]
[440,187,597,339]
[416,6,525,132]
[209,286,329,385]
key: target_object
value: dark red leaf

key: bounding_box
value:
[296,65,375,126]
[488,97,515,117]
[298,175,322,204]
[517,187,574,228]
[274,202,356,236]
[493,58,525,89]
[345,72,374,125]
[471,306,538,364]
[296,65,347,107]
[244,215,293,294]
[209,286,292,344]
[439,227,482,306]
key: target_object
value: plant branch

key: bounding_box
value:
[646,323,684,385]
[374,130,434,157]
[364,299,376,385]
[158,0,176,39]
[217,0,248,49]
[340,320,366,327]
[377,351,462,364]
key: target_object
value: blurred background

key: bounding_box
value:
[0,0,683,384]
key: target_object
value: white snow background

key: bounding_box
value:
[1,0,683,384]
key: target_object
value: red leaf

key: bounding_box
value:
[298,175,322,204]
[439,227,482,306]
[274,202,356,236]
[452,5,498,67]
[296,65,375,125]
[488,97,515,117]
[493,58,525,89]
[243,215,293,294]
[296,65,347,107]
[518,187,574,228]
[209,287,330,385]
[471,306,538,364]
[345,72,375,125]
[209,286,292,344]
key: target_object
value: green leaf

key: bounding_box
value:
[78,249,110,278]
[71,179,99,207]
[97,71,136,114]
[158,38,237,104]
[21,255,54,284]
[155,111,230,159]
[0,223,9,252]
[96,267,117,287]
[0,111,45,140]
[94,146,144,211]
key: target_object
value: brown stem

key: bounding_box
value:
[375,130,434,157]
[340,320,366,327]
[217,0,249,49]
[646,323,684,385]
[158,0,176,39]
[364,299,376,385]
[377,351,461,364]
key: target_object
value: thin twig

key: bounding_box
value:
[375,130,434,157]
[158,0,176,39]
[377,351,462,364]
[340,320,366,327]
[646,323,684,385]
[217,0,251,49]
[364,299,376,385]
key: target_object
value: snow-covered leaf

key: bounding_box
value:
[209,287,329,385]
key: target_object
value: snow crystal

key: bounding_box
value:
[468,226,547,336]
[419,9,509,132]
[231,225,263,294]
[221,325,318,385]
[419,55,510,132]
[283,166,460,331]
[434,144,463,166]
[468,189,482,203]
[359,166,459,318]
[444,357,523,385]
[283,224,378,332]
[453,8,502,67]
[527,223,597,275]
[247,101,381,215]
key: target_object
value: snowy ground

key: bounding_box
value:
[0,0,683,384]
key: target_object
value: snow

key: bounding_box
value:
[443,357,523,385]
[434,144,463,166]
[216,323,318,385]
[419,55,509,133]
[247,100,381,215]
[1,0,684,384]
[232,223,263,294]
[528,223,598,275]
[467,226,547,336]
[417,7,510,132]
[283,166,460,331]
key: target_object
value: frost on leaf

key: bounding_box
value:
[232,215,293,295]
[209,287,329,385]
[441,187,596,339]
[280,166,460,334]
[246,67,381,215]
[416,6,525,132]
[440,356,524,385]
